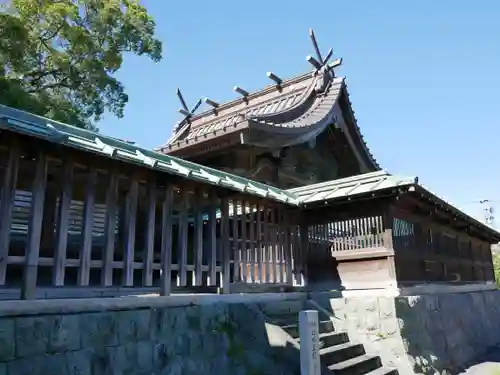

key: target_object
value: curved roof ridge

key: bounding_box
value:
[340,79,381,170]
[186,70,315,124]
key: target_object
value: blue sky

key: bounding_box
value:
[100,0,500,224]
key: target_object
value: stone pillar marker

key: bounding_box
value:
[299,310,321,375]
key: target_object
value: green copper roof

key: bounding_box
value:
[287,170,417,203]
[0,104,300,205]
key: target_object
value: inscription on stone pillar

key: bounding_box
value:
[299,310,321,375]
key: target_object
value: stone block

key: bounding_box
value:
[65,349,92,375]
[15,316,50,358]
[136,341,154,374]
[0,319,14,362]
[80,312,118,348]
[86,346,114,375]
[48,314,81,353]
[7,353,68,375]
[110,342,138,374]
[117,309,151,344]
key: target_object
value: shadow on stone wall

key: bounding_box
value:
[0,302,302,375]
[395,290,500,375]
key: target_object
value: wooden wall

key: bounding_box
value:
[390,201,495,286]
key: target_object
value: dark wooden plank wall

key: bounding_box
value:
[391,203,495,285]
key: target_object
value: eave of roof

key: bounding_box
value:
[287,170,500,241]
[0,104,300,205]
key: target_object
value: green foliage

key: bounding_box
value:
[493,252,500,286]
[0,0,162,128]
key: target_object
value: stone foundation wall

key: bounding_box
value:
[311,289,500,375]
[0,294,303,375]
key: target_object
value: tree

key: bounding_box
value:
[493,252,500,286]
[0,0,162,129]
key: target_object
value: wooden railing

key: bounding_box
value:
[0,142,305,299]
[306,216,385,253]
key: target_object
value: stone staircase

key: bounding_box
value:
[261,300,398,375]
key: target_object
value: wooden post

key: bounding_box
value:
[256,203,263,283]
[221,198,230,292]
[177,189,189,287]
[232,199,240,282]
[299,224,309,286]
[101,170,119,286]
[160,186,173,296]
[53,159,73,286]
[240,201,248,283]
[207,195,217,286]
[299,310,321,375]
[123,177,138,286]
[21,152,48,300]
[284,214,293,285]
[249,202,256,283]
[143,178,157,286]
[263,206,270,283]
[77,169,96,286]
[0,145,20,285]
[193,189,204,286]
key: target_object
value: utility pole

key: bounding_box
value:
[480,199,495,227]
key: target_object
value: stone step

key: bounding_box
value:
[282,319,334,338]
[257,299,305,316]
[320,342,366,366]
[267,312,298,326]
[364,366,398,375]
[298,331,350,348]
[327,354,382,375]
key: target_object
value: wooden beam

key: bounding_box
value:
[123,177,139,286]
[77,169,97,286]
[232,199,240,282]
[0,145,20,285]
[193,189,204,286]
[177,189,189,287]
[21,152,48,300]
[143,177,157,287]
[160,186,174,296]
[221,197,230,292]
[240,200,248,283]
[53,158,74,286]
[101,169,119,286]
[207,195,217,286]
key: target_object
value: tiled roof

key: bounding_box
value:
[0,104,300,205]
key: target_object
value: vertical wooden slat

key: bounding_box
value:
[275,208,283,283]
[102,170,118,286]
[160,186,174,296]
[284,213,293,285]
[53,159,73,286]
[207,195,217,286]
[249,203,256,283]
[270,207,278,283]
[0,145,19,285]
[263,206,270,283]
[143,178,157,287]
[221,197,231,292]
[21,152,48,300]
[240,201,248,283]
[193,190,204,286]
[299,224,309,286]
[77,169,97,286]
[256,204,263,283]
[123,177,139,286]
[231,199,240,282]
[177,189,189,287]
